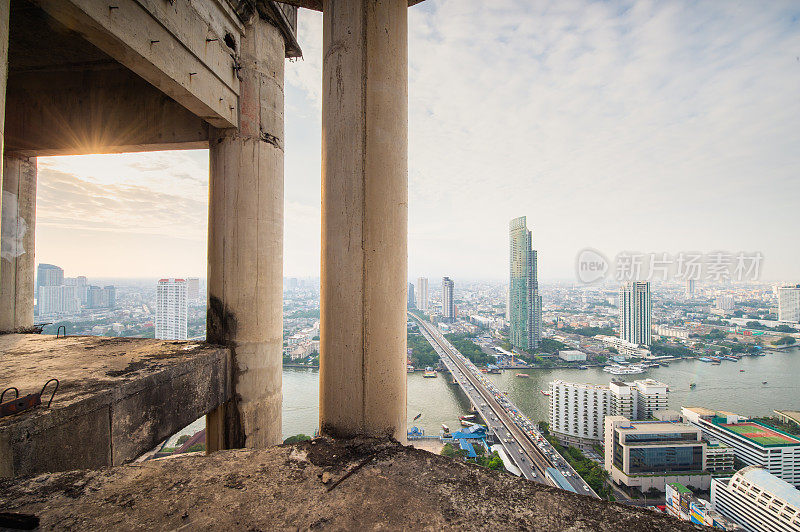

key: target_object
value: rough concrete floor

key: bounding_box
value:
[0,438,701,531]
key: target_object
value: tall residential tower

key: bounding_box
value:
[619,281,651,347]
[442,277,455,322]
[416,277,428,311]
[155,278,188,340]
[509,216,542,351]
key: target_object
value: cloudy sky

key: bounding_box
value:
[36,0,800,281]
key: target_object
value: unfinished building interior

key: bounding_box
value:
[0,0,697,528]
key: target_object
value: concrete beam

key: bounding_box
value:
[31,0,241,129]
[0,335,232,478]
[275,0,424,11]
[5,68,209,156]
[0,155,35,332]
[319,0,408,440]
[206,16,285,450]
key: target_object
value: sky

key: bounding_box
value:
[35,0,800,282]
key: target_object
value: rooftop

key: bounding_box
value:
[711,417,800,447]
[0,437,702,531]
[734,466,800,508]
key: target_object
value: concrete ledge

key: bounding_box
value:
[0,334,231,478]
[0,438,701,530]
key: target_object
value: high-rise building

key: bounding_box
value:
[35,264,64,315]
[619,281,651,347]
[155,278,188,340]
[685,279,696,298]
[416,277,428,311]
[508,216,541,351]
[604,416,711,492]
[407,282,415,309]
[442,277,455,321]
[777,285,800,324]
[549,378,669,447]
[104,285,116,309]
[716,295,735,312]
[37,285,79,316]
[711,466,800,532]
[682,407,800,487]
[187,277,200,301]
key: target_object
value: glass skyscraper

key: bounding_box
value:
[509,216,541,351]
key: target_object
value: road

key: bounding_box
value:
[412,315,599,498]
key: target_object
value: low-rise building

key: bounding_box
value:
[682,407,800,487]
[665,482,740,530]
[558,350,587,362]
[711,466,800,532]
[653,325,690,339]
[706,440,736,476]
[604,416,711,492]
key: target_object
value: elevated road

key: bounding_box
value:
[412,315,598,498]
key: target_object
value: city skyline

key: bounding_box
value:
[32,0,800,280]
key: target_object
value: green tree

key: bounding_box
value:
[283,434,312,444]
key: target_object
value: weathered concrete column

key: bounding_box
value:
[205,15,285,450]
[319,0,408,440]
[0,155,37,332]
[0,0,10,315]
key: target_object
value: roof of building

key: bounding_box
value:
[711,417,800,447]
[735,466,800,508]
[683,406,717,417]
[668,483,692,494]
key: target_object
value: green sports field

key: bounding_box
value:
[721,422,800,446]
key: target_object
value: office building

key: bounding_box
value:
[682,407,800,487]
[442,277,455,322]
[711,466,800,532]
[706,440,736,475]
[87,285,103,308]
[716,295,735,312]
[777,285,800,324]
[619,281,651,347]
[37,285,79,316]
[416,277,428,311]
[549,378,669,447]
[604,416,711,492]
[558,350,587,362]
[508,216,542,351]
[665,483,740,530]
[187,277,200,301]
[35,264,64,315]
[155,278,188,340]
[407,282,415,309]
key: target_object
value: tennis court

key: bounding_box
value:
[721,422,800,446]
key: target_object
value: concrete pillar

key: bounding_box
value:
[205,16,285,450]
[0,0,10,322]
[319,0,408,440]
[0,155,36,332]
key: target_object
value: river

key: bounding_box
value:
[281,347,800,439]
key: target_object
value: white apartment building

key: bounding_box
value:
[441,277,455,321]
[653,325,690,340]
[777,285,800,324]
[711,466,800,532]
[187,277,200,301]
[619,281,651,347]
[416,277,428,311]
[155,278,188,340]
[549,378,669,447]
[37,285,80,316]
[683,407,800,487]
[595,335,651,358]
[716,295,735,311]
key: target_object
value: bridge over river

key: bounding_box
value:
[412,314,599,498]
